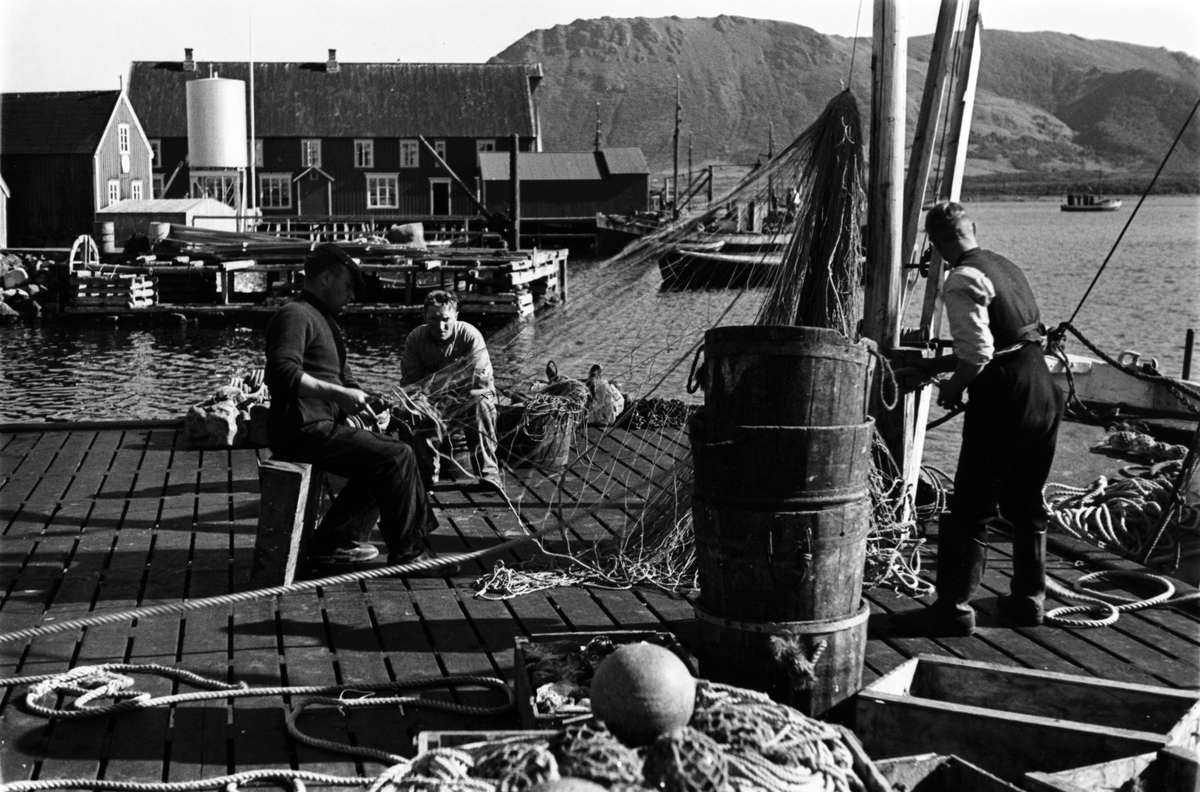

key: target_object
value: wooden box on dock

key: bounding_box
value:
[1024,744,1199,792]
[855,655,1200,784]
[416,730,558,755]
[874,753,1022,791]
[514,630,694,730]
[70,272,156,308]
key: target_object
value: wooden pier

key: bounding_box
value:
[1,418,1197,787]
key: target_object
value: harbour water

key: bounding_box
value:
[0,195,1196,423]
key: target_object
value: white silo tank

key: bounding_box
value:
[186,77,248,168]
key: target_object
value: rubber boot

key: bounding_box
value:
[893,514,986,637]
[999,527,1046,626]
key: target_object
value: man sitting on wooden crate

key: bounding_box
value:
[399,289,502,491]
[264,243,453,574]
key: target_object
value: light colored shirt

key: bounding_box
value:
[401,321,494,396]
[943,265,995,365]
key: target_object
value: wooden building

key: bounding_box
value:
[478,148,650,219]
[0,91,154,247]
[128,49,542,219]
[95,197,237,245]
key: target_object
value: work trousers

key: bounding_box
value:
[401,391,500,483]
[271,421,437,557]
[939,344,1064,614]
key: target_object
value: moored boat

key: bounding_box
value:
[658,245,782,289]
[1061,193,1122,212]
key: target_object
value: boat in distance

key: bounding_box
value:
[1060,193,1122,212]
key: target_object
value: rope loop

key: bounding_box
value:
[685,343,705,395]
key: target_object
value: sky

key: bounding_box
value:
[1,0,1198,94]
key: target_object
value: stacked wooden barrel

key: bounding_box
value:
[690,325,875,717]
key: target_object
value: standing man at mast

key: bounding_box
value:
[896,202,1063,636]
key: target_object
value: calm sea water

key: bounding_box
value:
[1,195,1196,422]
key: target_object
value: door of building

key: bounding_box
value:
[430,179,451,215]
[297,169,330,215]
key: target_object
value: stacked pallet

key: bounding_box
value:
[71,273,156,308]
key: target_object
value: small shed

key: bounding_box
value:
[96,197,237,248]
[479,148,649,219]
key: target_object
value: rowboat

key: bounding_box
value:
[658,245,782,289]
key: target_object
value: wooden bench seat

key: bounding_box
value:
[248,458,326,587]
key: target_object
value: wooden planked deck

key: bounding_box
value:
[1,420,1197,788]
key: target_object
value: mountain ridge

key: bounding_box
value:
[490,16,1200,188]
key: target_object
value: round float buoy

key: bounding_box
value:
[589,642,697,747]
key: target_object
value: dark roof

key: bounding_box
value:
[479,148,650,181]
[128,61,541,138]
[600,148,649,175]
[0,91,121,155]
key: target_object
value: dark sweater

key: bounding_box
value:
[265,292,358,443]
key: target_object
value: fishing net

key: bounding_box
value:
[372,679,873,792]
[468,90,932,600]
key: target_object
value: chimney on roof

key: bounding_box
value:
[183,48,196,72]
[327,49,339,73]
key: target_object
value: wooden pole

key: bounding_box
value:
[907,0,983,495]
[863,0,908,474]
[900,0,960,306]
[510,133,521,250]
[673,76,681,219]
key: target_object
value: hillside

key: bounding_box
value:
[491,16,1200,190]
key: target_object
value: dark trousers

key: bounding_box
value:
[939,344,1063,614]
[271,421,436,557]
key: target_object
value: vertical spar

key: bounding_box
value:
[673,75,681,218]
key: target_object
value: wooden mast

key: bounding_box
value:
[863,0,907,467]
[905,0,983,493]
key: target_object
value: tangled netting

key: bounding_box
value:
[472,91,935,602]
[374,680,873,792]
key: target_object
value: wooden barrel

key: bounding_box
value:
[94,221,116,255]
[690,416,874,507]
[701,325,872,426]
[693,600,869,717]
[692,496,870,622]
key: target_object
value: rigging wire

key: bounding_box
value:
[1066,93,1200,325]
[846,0,865,87]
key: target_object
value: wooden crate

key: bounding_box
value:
[416,730,557,755]
[71,273,156,308]
[856,655,1200,784]
[875,753,1021,791]
[1024,744,1199,792]
[514,630,695,730]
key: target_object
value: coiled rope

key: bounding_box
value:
[1044,570,1197,628]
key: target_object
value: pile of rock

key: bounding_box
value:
[184,373,270,448]
[0,254,66,321]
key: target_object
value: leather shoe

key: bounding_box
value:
[996,595,1044,626]
[890,603,975,637]
[312,541,379,564]
[386,549,461,578]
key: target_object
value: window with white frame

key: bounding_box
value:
[301,139,322,167]
[366,174,398,209]
[476,139,496,152]
[354,139,374,168]
[259,173,292,209]
[107,179,120,206]
[118,124,130,155]
[152,174,164,198]
[254,139,264,168]
[433,140,446,161]
[131,180,143,201]
[149,139,161,165]
[400,139,419,168]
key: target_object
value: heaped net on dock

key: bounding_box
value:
[472,91,932,600]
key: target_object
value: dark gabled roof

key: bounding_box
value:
[479,151,602,181]
[128,61,540,138]
[0,91,121,155]
[478,148,650,181]
[600,147,649,175]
